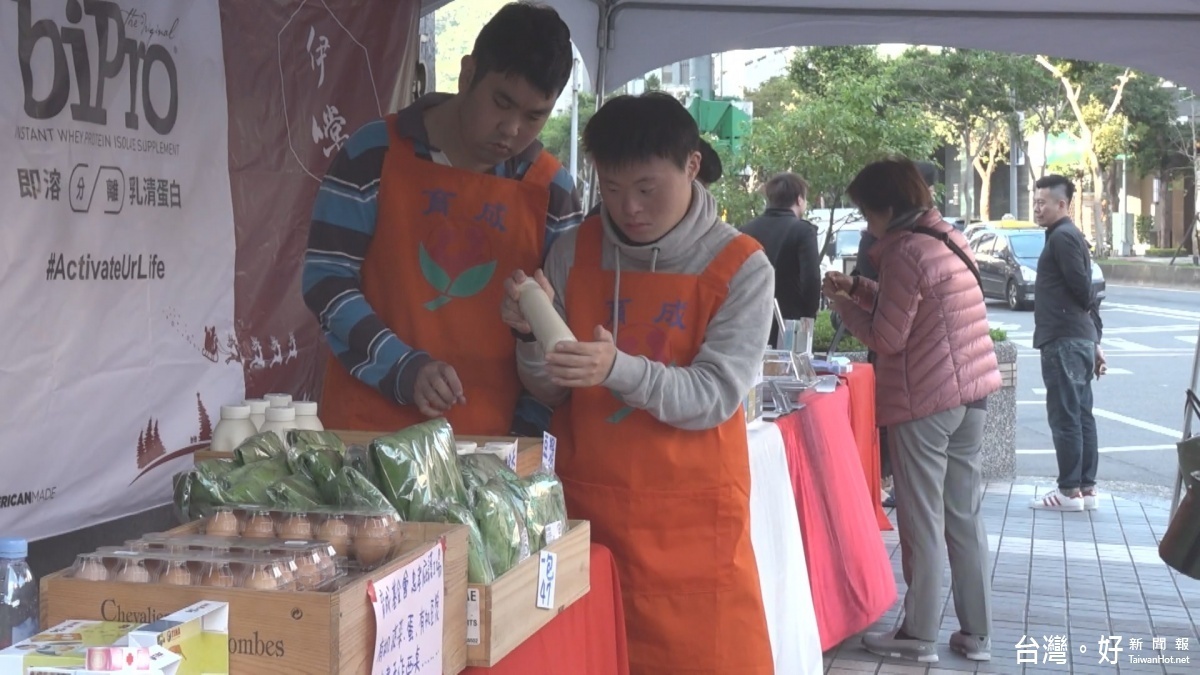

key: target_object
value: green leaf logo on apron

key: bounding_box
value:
[420,224,496,310]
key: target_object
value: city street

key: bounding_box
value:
[990,283,1200,495]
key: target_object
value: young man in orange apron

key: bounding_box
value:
[303,3,581,437]
[502,93,777,674]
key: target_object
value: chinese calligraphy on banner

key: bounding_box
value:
[369,540,445,675]
[0,0,241,539]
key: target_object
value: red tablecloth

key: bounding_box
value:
[839,365,893,531]
[464,544,629,675]
[776,385,897,651]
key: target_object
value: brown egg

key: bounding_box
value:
[244,563,280,591]
[75,556,109,581]
[206,510,241,537]
[243,511,276,539]
[201,563,237,588]
[294,555,323,590]
[278,513,314,540]
[160,561,193,586]
[317,516,351,557]
[277,560,298,590]
[114,560,152,584]
[354,516,394,568]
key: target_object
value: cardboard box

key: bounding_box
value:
[127,602,228,675]
[0,619,179,675]
[42,523,468,675]
[465,520,591,667]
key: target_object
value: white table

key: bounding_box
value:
[747,420,823,675]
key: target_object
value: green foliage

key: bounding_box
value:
[811,310,867,353]
[1135,215,1155,244]
[745,76,800,120]
[787,46,886,98]
[645,73,661,91]
[989,328,1008,343]
[1144,247,1180,257]
[433,0,508,93]
[537,93,596,167]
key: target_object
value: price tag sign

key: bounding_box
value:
[536,550,557,610]
[465,588,481,646]
[541,432,557,474]
[543,520,564,545]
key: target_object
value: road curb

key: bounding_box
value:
[1099,261,1200,289]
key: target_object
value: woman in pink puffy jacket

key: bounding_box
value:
[823,157,1001,665]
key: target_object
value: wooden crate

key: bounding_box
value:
[41,522,469,675]
[194,431,545,476]
[466,520,591,667]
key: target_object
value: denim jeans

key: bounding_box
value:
[1040,338,1099,492]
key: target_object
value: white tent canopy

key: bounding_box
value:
[423,0,1200,94]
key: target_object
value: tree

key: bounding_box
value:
[971,118,1009,220]
[538,92,597,168]
[196,393,212,442]
[1035,57,1136,256]
[891,49,1027,220]
[644,73,661,91]
[433,0,507,92]
[747,74,939,250]
[787,46,886,99]
[744,76,800,120]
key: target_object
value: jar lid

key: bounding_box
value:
[265,406,296,422]
[220,404,251,419]
[0,537,28,558]
[292,401,319,416]
[244,398,270,413]
[265,393,292,407]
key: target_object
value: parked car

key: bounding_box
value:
[821,227,865,276]
[968,228,1106,310]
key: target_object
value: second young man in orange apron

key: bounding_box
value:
[502,93,776,674]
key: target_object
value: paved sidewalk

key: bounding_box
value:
[824,482,1200,674]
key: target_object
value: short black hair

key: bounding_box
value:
[847,156,933,214]
[698,139,723,185]
[765,172,808,209]
[584,93,699,170]
[915,160,938,188]
[1035,174,1076,203]
[471,3,572,98]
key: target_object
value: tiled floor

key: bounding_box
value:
[824,482,1200,674]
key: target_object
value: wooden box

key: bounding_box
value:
[466,520,592,667]
[41,522,469,675]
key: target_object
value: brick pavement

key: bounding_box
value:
[823,482,1200,675]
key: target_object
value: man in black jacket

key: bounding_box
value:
[1029,175,1106,513]
[742,172,820,346]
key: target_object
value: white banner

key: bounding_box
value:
[0,0,240,540]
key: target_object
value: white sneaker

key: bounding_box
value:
[1082,488,1099,511]
[1031,489,1085,512]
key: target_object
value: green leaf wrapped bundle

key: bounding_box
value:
[330,467,399,515]
[297,448,344,500]
[287,429,347,455]
[471,480,531,576]
[420,499,495,584]
[371,419,469,520]
[233,432,287,465]
[267,474,323,509]
[182,458,239,520]
[520,473,568,552]
[221,456,292,505]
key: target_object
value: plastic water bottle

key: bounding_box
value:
[0,538,37,649]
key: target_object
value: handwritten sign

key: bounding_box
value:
[541,432,557,473]
[536,551,558,610]
[368,540,444,675]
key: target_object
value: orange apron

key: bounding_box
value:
[554,218,774,674]
[321,115,559,436]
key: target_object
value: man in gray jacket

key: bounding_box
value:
[1030,175,1106,512]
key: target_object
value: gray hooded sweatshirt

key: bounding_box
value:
[516,183,775,430]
